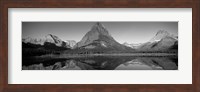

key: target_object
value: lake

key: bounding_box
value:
[22,56,178,70]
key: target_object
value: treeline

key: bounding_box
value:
[63,47,178,55]
[22,42,70,57]
[22,42,178,57]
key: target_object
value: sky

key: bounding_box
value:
[22,22,178,44]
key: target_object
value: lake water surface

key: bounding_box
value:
[22,56,178,70]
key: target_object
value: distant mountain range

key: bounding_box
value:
[123,30,178,51]
[22,22,178,55]
[123,42,143,49]
[149,30,177,42]
[23,34,76,49]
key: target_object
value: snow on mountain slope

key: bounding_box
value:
[65,40,77,48]
[149,30,177,43]
[123,42,143,49]
[23,34,70,48]
[74,22,132,51]
[138,30,178,51]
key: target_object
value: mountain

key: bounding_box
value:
[22,34,71,56]
[123,42,142,49]
[154,36,178,50]
[22,24,178,54]
[149,30,177,42]
[22,37,46,45]
[74,22,132,52]
[65,40,77,49]
[22,34,72,57]
[23,34,70,48]
[45,34,67,47]
[138,30,178,51]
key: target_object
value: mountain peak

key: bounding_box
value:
[90,22,110,36]
[93,22,104,28]
[45,34,62,44]
[75,22,113,48]
[149,30,174,42]
[22,34,71,48]
[74,22,132,51]
[156,30,170,36]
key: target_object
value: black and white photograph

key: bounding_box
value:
[22,22,178,70]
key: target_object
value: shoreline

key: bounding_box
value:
[35,53,178,58]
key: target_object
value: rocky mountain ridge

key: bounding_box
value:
[123,30,178,51]
[74,22,132,52]
[23,34,76,49]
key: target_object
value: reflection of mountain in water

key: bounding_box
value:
[115,59,162,70]
[22,57,178,70]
